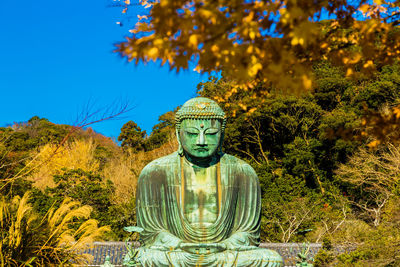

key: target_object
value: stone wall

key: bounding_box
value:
[82,242,354,266]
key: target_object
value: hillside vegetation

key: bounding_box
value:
[2,63,400,265]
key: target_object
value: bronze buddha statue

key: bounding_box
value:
[134,97,283,266]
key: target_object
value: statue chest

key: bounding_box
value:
[182,164,219,227]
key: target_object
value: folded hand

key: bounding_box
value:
[179,242,227,254]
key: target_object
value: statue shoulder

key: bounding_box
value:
[221,153,257,176]
[221,153,252,166]
[139,152,179,176]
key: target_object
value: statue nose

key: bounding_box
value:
[197,131,207,145]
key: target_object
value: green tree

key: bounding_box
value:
[195,63,376,242]
[144,109,177,150]
[118,121,146,151]
[3,116,69,152]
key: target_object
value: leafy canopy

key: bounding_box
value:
[116,0,400,96]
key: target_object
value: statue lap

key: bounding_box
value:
[137,247,283,267]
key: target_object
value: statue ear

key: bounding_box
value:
[218,132,224,156]
[176,128,184,156]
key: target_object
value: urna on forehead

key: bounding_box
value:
[175,97,226,130]
[180,118,222,128]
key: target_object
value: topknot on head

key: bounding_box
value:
[175,97,226,131]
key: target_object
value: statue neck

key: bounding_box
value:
[183,152,219,168]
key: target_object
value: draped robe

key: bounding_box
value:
[135,152,283,266]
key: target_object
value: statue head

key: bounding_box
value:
[176,97,226,161]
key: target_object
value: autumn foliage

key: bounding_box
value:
[117,0,400,95]
[115,0,400,146]
[2,1,400,264]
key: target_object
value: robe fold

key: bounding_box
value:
[135,152,283,267]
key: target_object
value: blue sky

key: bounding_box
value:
[0,1,207,139]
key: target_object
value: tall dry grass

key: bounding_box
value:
[26,132,177,205]
[0,192,109,266]
[104,132,178,204]
[28,139,100,190]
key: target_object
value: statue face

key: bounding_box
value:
[179,119,222,159]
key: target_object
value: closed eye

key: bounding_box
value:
[205,128,219,135]
[185,131,199,136]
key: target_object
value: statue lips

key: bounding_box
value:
[194,148,209,153]
[194,146,209,152]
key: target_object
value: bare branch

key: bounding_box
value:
[249,119,269,164]
[336,144,400,226]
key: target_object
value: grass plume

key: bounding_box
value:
[0,192,109,266]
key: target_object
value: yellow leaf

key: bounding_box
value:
[363,60,374,68]
[248,63,262,77]
[367,140,380,148]
[291,37,304,46]
[199,9,213,18]
[153,38,163,46]
[302,75,312,90]
[238,103,247,111]
[280,8,290,24]
[189,35,198,48]
[393,107,400,119]
[199,9,216,24]
[320,43,328,49]
[193,66,201,73]
[359,4,370,14]
[147,47,158,58]
[243,12,254,23]
[346,68,353,77]
[137,15,148,20]
[248,107,257,114]
[361,118,367,126]
[211,45,219,53]
[343,53,362,64]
